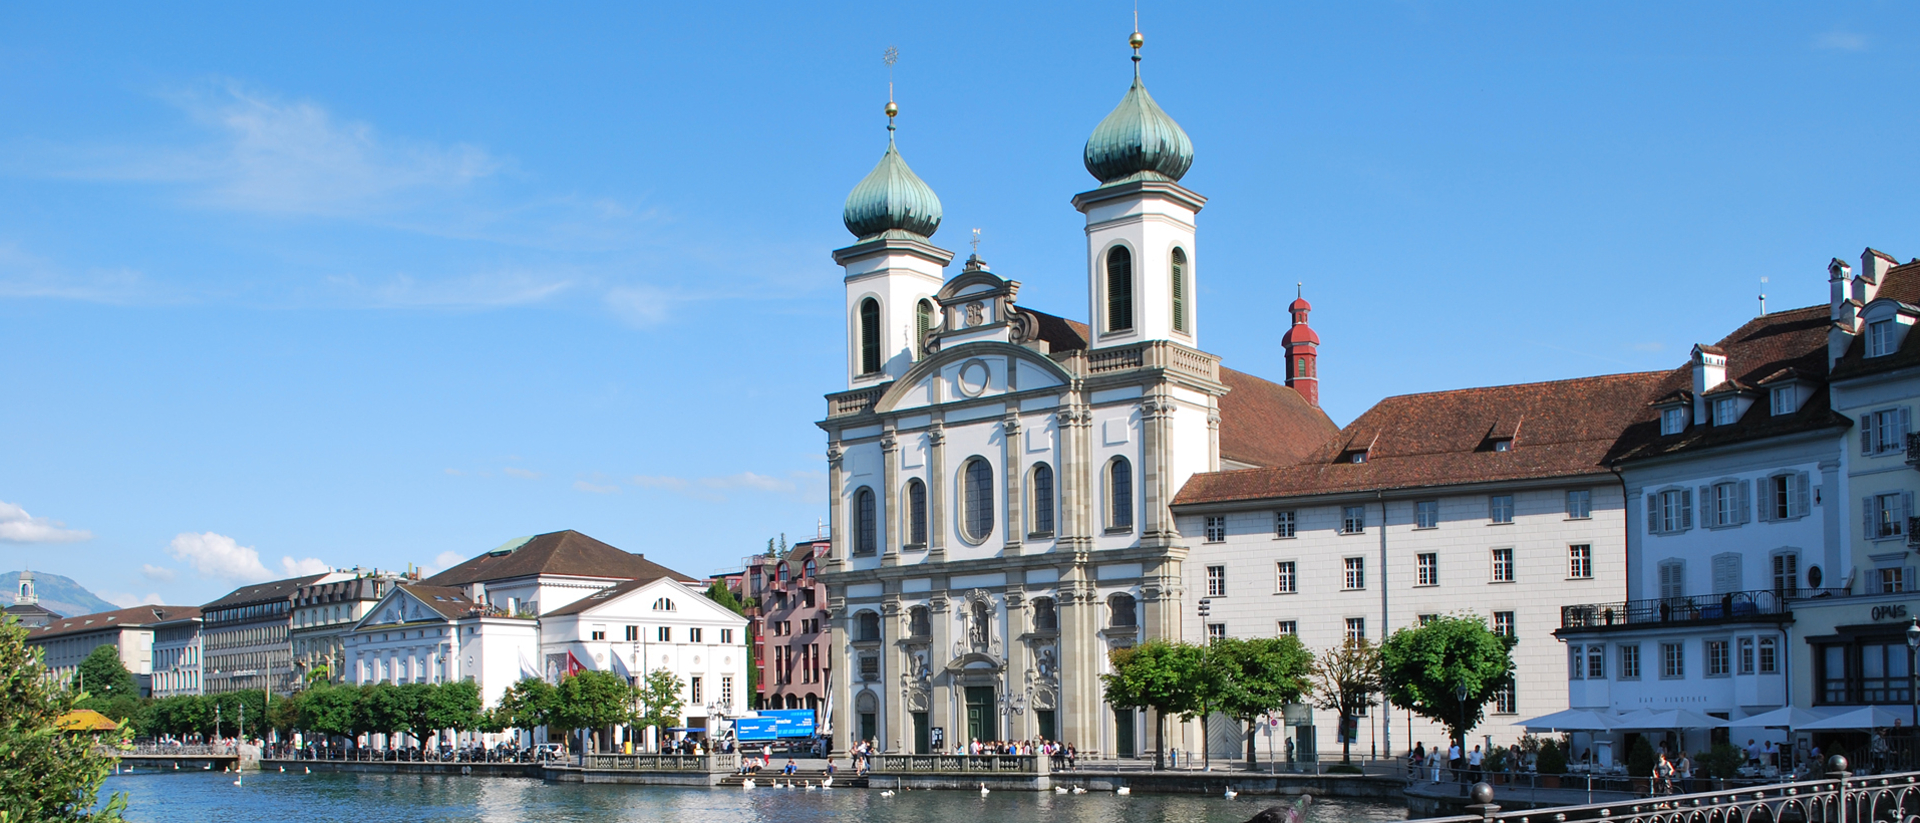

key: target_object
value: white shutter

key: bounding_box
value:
[1646,493,1660,534]
[1863,413,1878,455]
[1739,480,1753,524]
[1699,485,1713,525]
[1794,472,1811,519]
[1905,492,1916,537]
[1680,489,1693,530]
[1909,567,1918,592]
[1660,561,1685,600]
[1902,407,1914,443]
[1758,478,1774,522]
[1865,496,1878,539]
[1712,554,1742,594]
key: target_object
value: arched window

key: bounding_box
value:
[856,611,881,642]
[777,563,789,583]
[652,597,676,611]
[909,606,931,638]
[905,478,928,547]
[915,300,935,360]
[804,558,816,578]
[962,457,995,541]
[859,298,881,374]
[1032,597,1058,632]
[1170,248,1188,333]
[1029,463,1055,536]
[1108,593,1138,628]
[854,487,877,556]
[1107,457,1134,531]
[1106,246,1134,332]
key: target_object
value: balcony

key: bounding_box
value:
[1907,432,1920,468]
[1559,589,1793,632]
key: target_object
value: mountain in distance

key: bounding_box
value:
[0,570,121,618]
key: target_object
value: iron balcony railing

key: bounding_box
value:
[1426,761,1915,823]
[1906,431,1920,467]
[1560,589,1792,630]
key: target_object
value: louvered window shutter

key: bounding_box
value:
[1170,249,1187,333]
[1698,485,1712,524]
[1904,492,1915,536]
[1739,480,1753,524]
[1713,555,1741,594]
[1903,408,1914,454]
[1646,493,1660,533]
[1865,496,1878,539]
[1680,489,1693,530]
[1863,413,1877,455]
[1794,472,1811,519]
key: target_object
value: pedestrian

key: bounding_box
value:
[1449,741,1463,783]
[1410,742,1425,779]
[1745,739,1762,768]
[1468,745,1483,784]
[1871,729,1889,774]
[1653,752,1674,797]
[1676,751,1693,793]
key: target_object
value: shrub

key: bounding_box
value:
[1696,743,1743,780]
[1537,739,1567,775]
[1327,763,1363,774]
[1626,737,1656,778]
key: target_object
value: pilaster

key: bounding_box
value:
[881,595,903,750]
[1002,413,1024,556]
[881,427,901,566]
[827,595,852,753]
[825,440,846,573]
[1005,589,1029,739]
[929,591,952,747]
[927,418,947,562]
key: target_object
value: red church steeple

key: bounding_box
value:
[1282,283,1320,407]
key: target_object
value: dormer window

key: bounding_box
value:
[1713,396,1742,426]
[1660,406,1687,436]
[1490,439,1512,452]
[1348,451,1368,464]
[1868,319,1897,357]
[1770,385,1798,416]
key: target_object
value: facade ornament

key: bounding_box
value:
[965,301,985,327]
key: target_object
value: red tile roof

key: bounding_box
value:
[1831,260,1920,381]
[1217,366,1339,468]
[26,605,202,640]
[421,530,695,587]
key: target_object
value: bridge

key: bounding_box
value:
[113,744,251,772]
[1423,757,1915,822]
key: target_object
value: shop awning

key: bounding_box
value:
[1517,709,1618,731]
[1797,706,1907,731]
[1729,706,1838,730]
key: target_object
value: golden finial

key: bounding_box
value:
[1130,4,1144,56]
[1130,31,1144,49]
[883,46,900,131]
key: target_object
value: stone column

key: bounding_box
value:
[881,427,900,566]
[1140,394,1176,543]
[825,440,846,572]
[1053,407,1084,546]
[1004,590,1029,739]
[881,595,903,751]
[826,595,852,754]
[1002,413,1024,556]
[928,592,952,749]
[927,419,947,562]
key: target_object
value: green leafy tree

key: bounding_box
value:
[427,680,482,737]
[209,691,266,740]
[1310,637,1381,764]
[634,668,685,746]
[75,646,138,703]
[0,615,130,822]
[1207,636,1315,769]
[494,678,557,741]
[1102,640,1204,770]
[553,671,636,754]
[268,690,302,738]
[398,683,437,747]
[1377,615,1517,755]
[357,683,410,747]
[298,684,359,744]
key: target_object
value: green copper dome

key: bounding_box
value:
[843,132,943,240]
[1084,62,1193,185]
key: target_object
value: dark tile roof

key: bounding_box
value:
[27,605,201,640]
[1830,261,1920,381]
[1217,367,1340,467]
[541,577,689,617]
[1175,371,1668,506]
[1018,308,1091,353]
[420,530,696,587]
[202,573,332,611]
[1612,305,1850,463]
[395,585,480,620]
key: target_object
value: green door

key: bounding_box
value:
[913,712,930,754]
[965,687,995,744]
[1036,710,1056,742]
[1114,707,1136,757]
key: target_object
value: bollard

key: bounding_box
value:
[1466,781,1500,822]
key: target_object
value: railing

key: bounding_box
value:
[1907,431,1920,468]
[826,388,884,419]
[121,744,236,757]
[1560,589,1792,630]
[1425,761,1920,823]
[870,754,1045,774]
[1082,342,1220,381]
[579,752,738,773]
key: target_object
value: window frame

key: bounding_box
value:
[1416,552,1439,587]
[904,478,928,548]
[1273,510,1296,539]
[1660,406,1687,435]
[1105,456,1134,533]
[854,486,878,557]
[1344,617,1366,642]
[1343,556,1366,590]
[1661,641,1685,679]
[1341,505,1366,535]
[1104,245,1134,334]
[1415,500,1439,529]
[1705,638,1731,677]
[1713,396,1741,426]
[1206,565,1227,597]
[1620,643,1641,680]
[1490,547,1515,583]
[1771,384,1798,416]
[1568,544,1593,579]
[1275,561,1297,594]
[1204,515,1227,543]
[1489,495,1515,525]
[857,297,882,375]
[1027,463,1055,537]
[960,456,995,543]
[1566,489,1592,520]
[1169,247,1189,335]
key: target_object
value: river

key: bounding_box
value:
[104,771,1412,822]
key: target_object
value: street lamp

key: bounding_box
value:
[1906,618,1920,729]
[1456,680,1469,788]
[1197,598,1214,771]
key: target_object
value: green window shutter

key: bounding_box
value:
[1170,248,1187,333]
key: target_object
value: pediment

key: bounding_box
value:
[875,342,1071,415]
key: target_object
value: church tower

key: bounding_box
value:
[835,99,953,388]
[15,568,36,606]
[1073,31,1205,350]
[1283,287,1320,407]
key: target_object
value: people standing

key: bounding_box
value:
[1468,745,1483,784]
[1449,742,1463,784]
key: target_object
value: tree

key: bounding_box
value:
[298,684,360,744]
[0,615,130,822]
[634,668,685,747]
[75,646,138,703]
[268,689,302,738]
[1377,615,1516,755]
[209,691,266,740]
[427,680,483,741]
[1310,637,1381,764]
[398,683,437,747]
[553,671,636,754]
[1207,636,1315,769]
[1102,640,1204,770]
[357,683,409,747]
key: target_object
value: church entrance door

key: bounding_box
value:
[965,686,995,744]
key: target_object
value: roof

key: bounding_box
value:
[420,530,696,588]
[1217,367,1340,468]
[202,573,332,611]
[394,585,480,620]
[1175,371,1668,506]
[1612,305,1849,463]
[1830,260,1920,381]
[1019,308,1091,353]
[27,605,202,640]
[542,576,718,618]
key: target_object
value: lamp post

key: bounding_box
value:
[1906,618,1920,730]
[1456,680,1469,789]
[1198,597,1213,771]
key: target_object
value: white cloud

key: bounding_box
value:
[502,467,543,480]
[103,592,165,608]
[604,285,676,327]
[0,242,161,304]
[444,468,464,476]
[0,500,93,543]
[1815,30,1868,51]
[630,475,690,491]
[166,531,330,584]
[700,472,794,493]
[627,469,823,503]
[420,550,468,577]
[1631,341,1665,352]
[140,564,177,582]
[327,268,574,309]
[574,480,620,494]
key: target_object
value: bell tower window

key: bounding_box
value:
[1106,246,1133,333]
[858,298,882,374]
[915,300,934,360]
[1170,248,1188,333]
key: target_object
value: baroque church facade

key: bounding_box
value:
[818,34,1335,755]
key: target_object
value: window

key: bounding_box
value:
[1661,642,1685,678]
[689,628,703,643]
[1818,639,1919,704]
[1493,681,1516,714]
[721,675,734,706]
[657,626,672,642]
[1108,594,1138,628]
[1566,489,1592,519]
[1771,385,1798,416]
[1490,548,1515,583]
[1341,505,1366,534]
[1870,491,1912,539]
[1658,559,1686,601]
[1650,488,1693,534]
[1349,451,1368,464]
[1493,611,1515,639]
[1713,396,1741,426]
[1103,457,1135,532]
[1415,500,1439,529]
[905,479,928,546]
[1568,544,1593,579]
[1170,248,1188,333]
[1764,473,1809,520]
[1105,246,1133,332]
[1204,516,1226,543]
[1863,407,1910,456]
[915,300,935,360]
[1344,557,1366,590]
[1416,553,1438,586]
[1207,565,1226,596]
[855,487,878,556]
[1706,640,1730,676]
[625,626,639,641]
[1772,552,1798,597]
[1345,617,1366,641]
[1029,464,1054,536]
[1738,637,1755,675]
[1620,644,1641,679]
[1418,614,1439,625]
[963,458,995,541]
[591,628,606,641]
[1867,319,1897,357]
[1568,645,1585,680]
[1207,623,1226,641]
[1276,621,1297,636]
[1491,438,1512,452]
[856,611,881,642]
[1275,561,1297,594]
[858,298,881,374]
[1879,566,1911,593]
[1489,495,1514,524]
[653,597,677,612]
[778,563,790,584]
[1660,406,1687,435]
[690,676,703,703]
[805,558,816,577]
[721,629,734,644]
[1031,600,1056,632]
[1274,511,1296,538]
[1759,637,1777,673]
[1588,644,1605,679]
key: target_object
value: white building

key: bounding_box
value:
[343,583,540,711]
[1173,373,1659,760]
[150,613,203,698]
[420,530,692,621]
[26,604,202,695]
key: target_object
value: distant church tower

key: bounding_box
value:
[1282,287,1320,407]
[15,568,36,606]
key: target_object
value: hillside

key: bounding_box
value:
[1,570,120,617]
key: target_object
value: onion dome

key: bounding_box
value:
[1084,32,1194,185]
[843,106,943,240]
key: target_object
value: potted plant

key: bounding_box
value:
[1537,739,1566,789]
[1484,746,1508,784]
[1626,737,1655,794]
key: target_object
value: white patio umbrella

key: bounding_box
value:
[1732,706,1838,730]
[1797,706,1907,731]
[1612,709,1726,729]
[1517,709,1618,731]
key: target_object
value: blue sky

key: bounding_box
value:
[2,3,1915,608]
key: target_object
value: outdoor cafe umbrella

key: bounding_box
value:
[1612,708,1726,730]
[1798,706,1906,731]
[1518,709,1618,731]
[1733,706,1836,730]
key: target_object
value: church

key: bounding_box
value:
[816,32,1335,756]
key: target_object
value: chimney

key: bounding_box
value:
[1831,258,1857,366]
[1691,344,1726,425]
[1856,247,1893,306]
[1282,285,1321,407]
[470,581,486,604]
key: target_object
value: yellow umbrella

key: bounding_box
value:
[56,709,121,732]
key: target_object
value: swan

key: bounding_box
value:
[805,781,817,790]
[980,782,990,796]
[742,778,756,789]
[1115,786,1131,795]
[1224,787,1238,799]
[173,763,179,770]
[304,767,311,774]
[279,766,285,773]
[1072,786,1087,795]
[821,775,833,788]
[1055,786,1069,794]
[880,790,896,798]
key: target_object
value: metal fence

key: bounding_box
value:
[870,754,1045,774]
[122,744,236,757]
[1423,761,1918,822]
[1561,590,1792,629]
[579,753,739,773]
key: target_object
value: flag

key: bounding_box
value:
[518,649,543,683]
[611,648,633,683]
[565,651,587,677]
